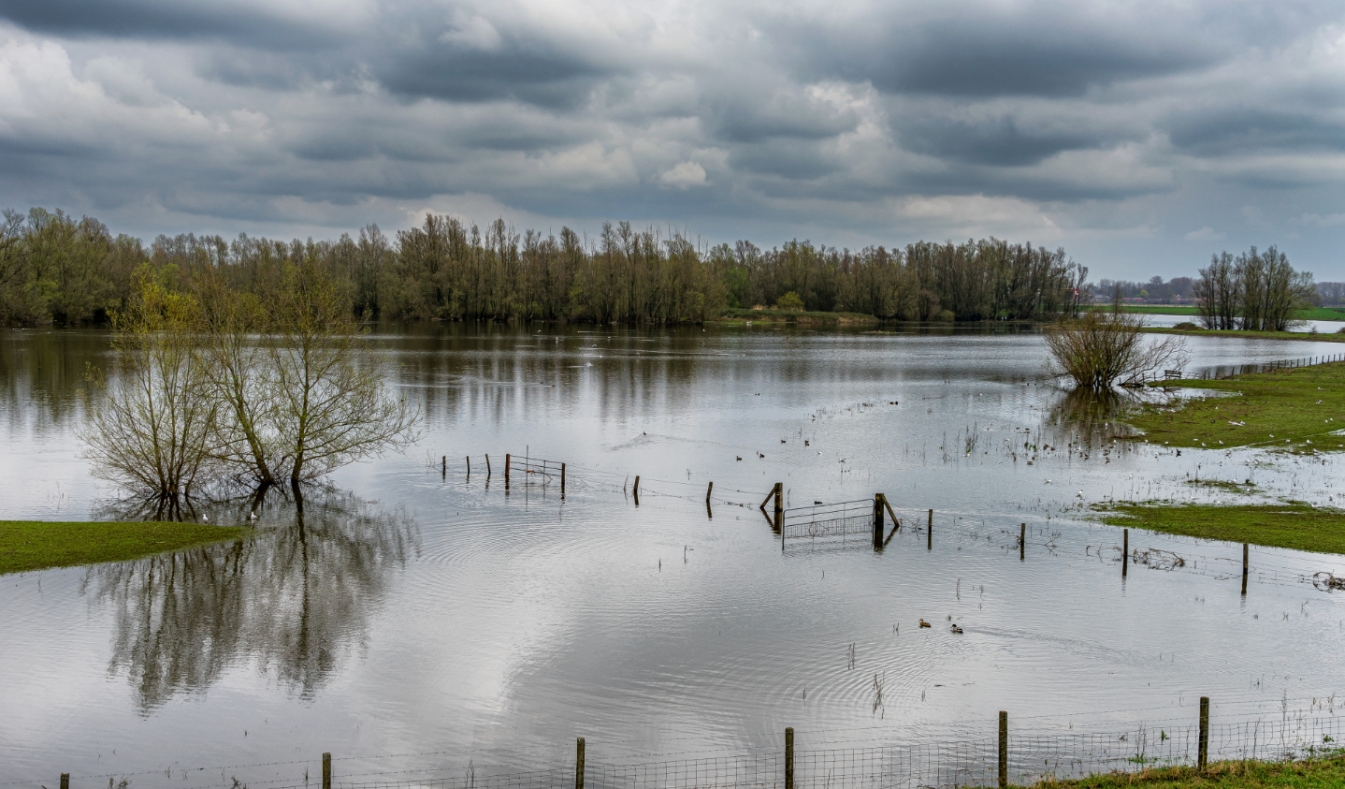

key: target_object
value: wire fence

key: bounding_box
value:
[36,706,1345,789]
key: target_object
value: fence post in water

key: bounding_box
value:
[466,456,471,480]
[874,494,885,551]
[575,737,585,789]
[442,455,446,478]
[1198,697,1210,771]
[1242,543,1249,595]
[60,775,69,789]
[323,752,332,789]
[1123,529,1129,578]
[774,483,784,530]
[785,727,795,789]
[505,454,511,489]
[486,454,492,480]
[633,475,641,506]
[927,509,933,550]
[998,711,1008,789]
[561,463,567,499]
[706,481,713,504]
[1019,523,1026,561]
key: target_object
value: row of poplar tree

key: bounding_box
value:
[1193,246,1317,332]
[1,207,1092,326]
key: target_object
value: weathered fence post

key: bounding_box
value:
[442,455,446,478]
[998,711,1008,789]
[505,454,511,489]
[706,481,713,504]
[1198,697,1210,771]
[873,494,885,551]
[1242,543,1249,595]
[323,752,332,789]
[774,483,784,531]
[486,454,492,479]
[561,463,567,499]
[466,456,471,479]
[575,737,585,789]
[927,509,933,550]
[1123,529,1129,578]
[1019,523,1026,561]
[633,475,640,505]
[785,727,795,789]
[60,774,69,789]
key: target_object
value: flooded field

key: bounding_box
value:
[2,324,1345,787]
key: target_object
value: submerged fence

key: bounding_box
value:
[42,700,1345,789]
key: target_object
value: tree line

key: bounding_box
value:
[1193,246,1316,331]
[0,207,1089,326]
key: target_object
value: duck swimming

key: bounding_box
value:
[919,619,931,628]
[950,624,964,634]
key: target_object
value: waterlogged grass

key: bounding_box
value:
[1095,502,1345,555]
[1126,361,1345,451]
[1031,756,1345,788]
[0,520,250,575]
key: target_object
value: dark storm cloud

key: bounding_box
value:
[0,0,1344,278]
[1163,108,1345,156]
[895,114,1113,167]
[0,0,339,49]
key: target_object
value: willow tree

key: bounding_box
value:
[1045,312,1188,390]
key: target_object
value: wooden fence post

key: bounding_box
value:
[60,774,69,789]
[1198,697,1210,771]
[706,481,713,504]
[1019,523,1026,561]
[442,455,446,478]
[774,483,783,531]
[1123,529,1129,578]
[466,456,471,479]
[633,475,640,505]
[785,727,795,789]
[927,509,933,551]
[323,752,332,789]
[873,494,885,551]
[575,737,585,789]
[561,463,567,499]
[1242,543,1248,595]
[998,711,1008,789]
[505,454,511,488]
[486,454,492,479]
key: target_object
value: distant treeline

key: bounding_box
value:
[0,207,1091,326]
[1090,276,1196,303]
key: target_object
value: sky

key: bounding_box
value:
[0,0,1343,281]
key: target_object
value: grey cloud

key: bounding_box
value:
[0,0,339,49]
[1163,108,1345,156]
[895,114,1114,167]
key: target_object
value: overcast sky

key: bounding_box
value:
[1,0,1343,280]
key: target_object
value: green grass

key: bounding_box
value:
[711,308,880,324]
[1126,360,1345,451]
[1029,756,1345,788]
[1094,501,1345,555]
[0,520,251,575]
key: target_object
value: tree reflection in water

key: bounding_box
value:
[84,489,418,712]
[1046,386,1163,448]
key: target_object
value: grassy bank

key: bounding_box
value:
[1141,327,1345,343]
[1033,756,1345,788]
[1089,304,1345,322]
[711,308,880,325]
[0,520,250,575]
[1095,502,1345,555]
[1126,360,1345,451]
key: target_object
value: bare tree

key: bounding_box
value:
[81,268,220,514]
[261,258,419,489]
[1194,252,1238,330]
[1045,312,1188,390]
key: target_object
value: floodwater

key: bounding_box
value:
[2,324,1345,788]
